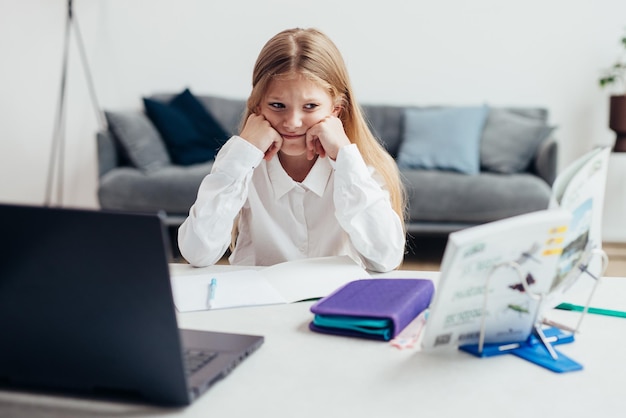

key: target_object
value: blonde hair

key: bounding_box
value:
[242,28,406,225]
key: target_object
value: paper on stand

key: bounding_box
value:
[170,256,371,312]
[420,209,572,349]
[546,147,611,307]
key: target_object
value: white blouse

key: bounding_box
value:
[177,136,405,272]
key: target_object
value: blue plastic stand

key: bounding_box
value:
[457,247,610,373]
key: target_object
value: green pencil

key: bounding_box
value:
[556,302,626,318]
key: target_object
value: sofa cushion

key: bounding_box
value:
[481,108,555,174]
[143,89,229,166]
[397,105,488,175]
[171,88,230,145]
[402,170,551,223]
[98,162,214,214]
[104,110,171,173]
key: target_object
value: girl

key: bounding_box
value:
[178,28,406,272]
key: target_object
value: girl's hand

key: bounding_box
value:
[240,114,283,161]
[305,116,351,161]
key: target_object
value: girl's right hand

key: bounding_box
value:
[240,114,283,161]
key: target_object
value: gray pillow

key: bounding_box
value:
[397,105,489,175]
[480,109,554,174]
[105,110,171,173]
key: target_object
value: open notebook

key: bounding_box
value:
[170,256,371,312]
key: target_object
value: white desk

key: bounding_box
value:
[1,268,625,418]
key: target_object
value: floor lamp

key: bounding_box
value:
[45,0,106,206]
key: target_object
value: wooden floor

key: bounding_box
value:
[400,236,626,277]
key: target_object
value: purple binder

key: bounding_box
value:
[309,278,435,340]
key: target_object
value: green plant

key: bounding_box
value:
[599,30,626,93]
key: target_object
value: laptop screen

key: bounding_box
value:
[0,204,261,405]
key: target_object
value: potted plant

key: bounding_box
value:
[599,29,626,152]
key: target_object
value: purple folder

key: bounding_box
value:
[309,278,435,341]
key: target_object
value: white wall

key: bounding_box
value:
[1,0,624,212]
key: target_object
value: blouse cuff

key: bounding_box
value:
[334,143,372,180]
[213,136,264,179]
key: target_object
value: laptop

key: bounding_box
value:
[0,203,263,406]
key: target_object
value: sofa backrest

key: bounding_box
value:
[151,94,550,162]
[149,93,246,137]
[361,103,549,159]
[98,93,554,181]
[362,104,405,158]
[197,96,247,136]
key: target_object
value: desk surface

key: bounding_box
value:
[1,267,625,418]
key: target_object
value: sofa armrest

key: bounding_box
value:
[97,130,119,178]
[532,136,558,186]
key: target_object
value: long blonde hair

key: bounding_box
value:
[242,28,406,225]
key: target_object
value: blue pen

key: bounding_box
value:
[206,278,217,309]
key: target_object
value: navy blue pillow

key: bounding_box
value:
[143,89,229,165]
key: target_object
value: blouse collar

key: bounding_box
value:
[266,155,332,200]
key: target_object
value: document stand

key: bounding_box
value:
[568,248,609,332]
[460,246,609,372]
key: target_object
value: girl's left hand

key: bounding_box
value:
[305,116,351,161]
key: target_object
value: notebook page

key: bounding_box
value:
[170,269,286,312]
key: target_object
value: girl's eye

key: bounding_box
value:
[304,103,318,110]
[269,102,285,109]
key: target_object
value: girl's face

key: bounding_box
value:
[260,74,339,157]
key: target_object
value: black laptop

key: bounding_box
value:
[0,203,263,406]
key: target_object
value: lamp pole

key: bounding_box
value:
[44,0,105,206]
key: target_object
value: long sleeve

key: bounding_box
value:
[177,136,264,266]
[331,144,405,272]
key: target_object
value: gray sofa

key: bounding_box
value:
[97,94,557,235]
